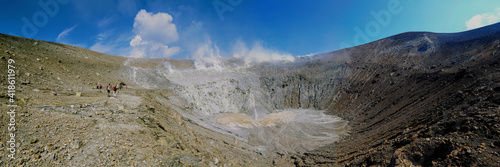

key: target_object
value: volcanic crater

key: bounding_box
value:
[1,23,500,166]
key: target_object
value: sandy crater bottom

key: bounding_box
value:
[215,111,296,129]
[214,109,349,154]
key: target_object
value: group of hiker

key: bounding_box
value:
[96,83,126,97]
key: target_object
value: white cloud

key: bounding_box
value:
[232,40,295,65]
[89,32,133,56]
[133,9,179,44]
[129,35,181,58]
[90,42,113,53]
[466,9,500,30]
[188,38,295,70]
[129,9,181,58]
[123,9,293,63]
[95,30,114,41]
[192,38,224,70]
[89,41,132,56]
[96,33,108,41]
[130,35,144,47]
[56,25,77,42]
[97,17,116,28]
[55,25,88,48]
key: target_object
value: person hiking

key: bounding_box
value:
[99,84,102,93]
[107,84,111,97]
[113,85,117,96]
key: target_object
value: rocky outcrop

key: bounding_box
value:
[257,62,347,110]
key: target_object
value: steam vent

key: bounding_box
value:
[2,21,500,167]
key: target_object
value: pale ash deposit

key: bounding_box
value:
[126,59,349,155]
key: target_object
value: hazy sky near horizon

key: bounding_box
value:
[1,0,500,59]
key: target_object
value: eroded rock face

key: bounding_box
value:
[156,62,350,155]
[257,62,347,110]
[294,23,500,166]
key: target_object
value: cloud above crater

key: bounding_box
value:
[466,9,500,30]
[233,40,295,65]
[129,9,181,58]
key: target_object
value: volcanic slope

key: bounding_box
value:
[292,23,500,166]
[0,34,271,166]
[0,22,499,166]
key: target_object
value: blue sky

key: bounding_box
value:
[1,0,500,59]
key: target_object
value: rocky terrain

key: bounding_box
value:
[0,35,270,166]
[292,24,500,166]
[1,23,500,166]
